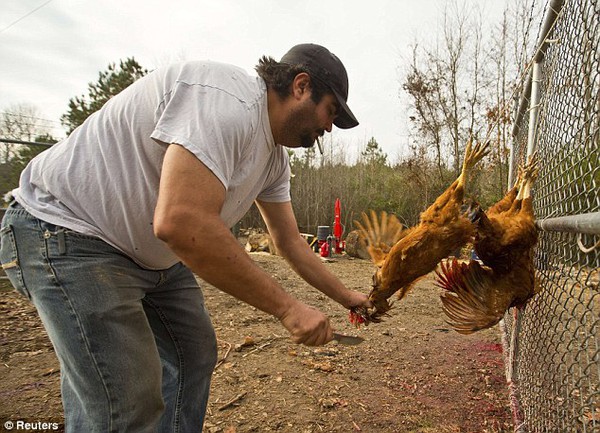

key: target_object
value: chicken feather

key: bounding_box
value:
[354,210,408,269]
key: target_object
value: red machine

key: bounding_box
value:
[317,198,345,257]
[333,198,344,253]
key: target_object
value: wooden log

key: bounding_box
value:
[344,230,370,259]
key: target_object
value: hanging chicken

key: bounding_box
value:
[352,140,489,325]
[436,155,540,334]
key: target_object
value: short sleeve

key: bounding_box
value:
[257,148,292,202]
[150,80,252,189]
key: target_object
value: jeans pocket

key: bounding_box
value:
[0,224,30,299]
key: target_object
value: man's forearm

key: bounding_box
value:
[162,218,299,319]
[277,235,350,306]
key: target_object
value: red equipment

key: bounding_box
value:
[316,199,345,257]
[333,198,344,253]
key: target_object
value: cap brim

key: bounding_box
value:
[332,89,359,129]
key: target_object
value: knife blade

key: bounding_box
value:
[332,332,364,346]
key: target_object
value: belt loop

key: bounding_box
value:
[57,230,66,255]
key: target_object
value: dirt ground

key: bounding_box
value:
[0,252,513,433]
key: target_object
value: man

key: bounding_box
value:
[0,43,371,432]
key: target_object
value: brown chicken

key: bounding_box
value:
[352,140,489,325]
[436,156,540,334]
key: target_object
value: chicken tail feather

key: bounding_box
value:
[354,210,407,268]
[436,258,506,334]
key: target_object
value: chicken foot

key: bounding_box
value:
[457,139,490,189]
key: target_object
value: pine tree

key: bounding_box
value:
[61,58,149,134]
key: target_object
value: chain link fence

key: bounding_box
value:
[504,0,599,431]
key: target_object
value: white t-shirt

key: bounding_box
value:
[15,61,291,270]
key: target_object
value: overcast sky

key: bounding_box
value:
[1,0,510,162]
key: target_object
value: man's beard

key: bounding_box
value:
[300,134,315,148]
[301,135,324,155]
[287,99,321,149]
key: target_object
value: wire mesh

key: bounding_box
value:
[506,0,599,431]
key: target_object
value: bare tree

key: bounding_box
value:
[402,45,445,179]
[0,104,57,201]
[0,104,47,163]
[402,1,488,181]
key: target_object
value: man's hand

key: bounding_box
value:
[278,301,333,346]
[340,289,372,311]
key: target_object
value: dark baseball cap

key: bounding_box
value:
[280,43,359,129]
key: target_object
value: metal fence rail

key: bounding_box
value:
[505,0,599,431]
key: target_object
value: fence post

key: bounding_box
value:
[526,62,542,159]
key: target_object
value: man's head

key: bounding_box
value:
[278,44,358,130]
[256,43,358,148]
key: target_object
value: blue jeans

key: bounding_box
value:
[1,202,217,432]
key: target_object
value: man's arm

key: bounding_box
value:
[153,144,333,346]
[256,199,371,310]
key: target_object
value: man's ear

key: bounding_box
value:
[292,72,311,99]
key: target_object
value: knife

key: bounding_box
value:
[332,332,364,346]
